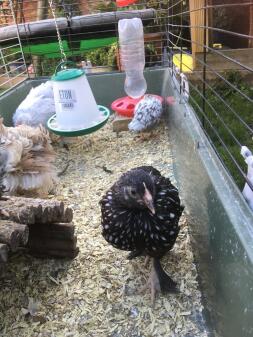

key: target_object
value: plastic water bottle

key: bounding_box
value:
[118,18,147,99]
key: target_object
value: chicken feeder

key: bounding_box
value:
[48,61,109,136]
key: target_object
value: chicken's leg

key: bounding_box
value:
[127,250,143,260]
[140,258,179,306]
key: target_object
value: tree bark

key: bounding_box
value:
[0,197,73,224]
[0,196,78,260]
[0,243,9,263]
[0,220,29,252]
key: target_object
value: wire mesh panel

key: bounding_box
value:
[0,0,169,78]
[167,0,253,200]
[0,0,253,201]
[0,0,28,95]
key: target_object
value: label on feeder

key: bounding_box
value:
[62,102,74,109]
[58,89,76,110]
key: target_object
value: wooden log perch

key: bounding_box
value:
[62,207,73,223]
[28,234,78,258]
[28,248,79,259]
[0,220,29,252]
[0,243,9,263]
[28,235,77,251]
[0,197,73,224]
[0,196,78,260]
[28,222,75,240]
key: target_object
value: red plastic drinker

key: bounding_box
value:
[116,0,137,7]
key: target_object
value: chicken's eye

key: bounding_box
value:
[130,188,137,196]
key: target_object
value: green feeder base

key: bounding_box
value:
[47,105,110,137]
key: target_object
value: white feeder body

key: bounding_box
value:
[52,63,100,130]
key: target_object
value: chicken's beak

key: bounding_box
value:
[143,184,155,214]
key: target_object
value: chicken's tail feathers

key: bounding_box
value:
[4,171,57,195]
[153,258,179,293]
[128,120,144,132]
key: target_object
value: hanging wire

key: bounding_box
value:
[48,0,67,62]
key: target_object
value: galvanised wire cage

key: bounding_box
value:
[0,2,253,337]
[0,0,253,196]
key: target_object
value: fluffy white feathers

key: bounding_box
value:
[0,118,57,196]
[13,81,55,127]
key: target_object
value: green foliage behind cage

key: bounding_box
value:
[190,71,253,189]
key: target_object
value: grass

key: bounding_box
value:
[190,71,253,189]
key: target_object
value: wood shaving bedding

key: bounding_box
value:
[0,121,209,337]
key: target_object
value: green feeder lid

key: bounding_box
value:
[52,61,85,81]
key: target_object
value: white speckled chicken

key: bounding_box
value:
[128,95,163,133]
[0,118,57,196]
[13,81,55,127]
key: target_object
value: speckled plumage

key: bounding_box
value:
[100,166,184,259]
[128,95,163,132]
[0,168,5,199]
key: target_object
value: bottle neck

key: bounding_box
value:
[125,68,145,75]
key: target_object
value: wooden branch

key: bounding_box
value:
[0,197,73,224]
[0,220,29,252]
[0,243,9,263]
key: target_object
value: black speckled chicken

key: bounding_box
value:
[100,166,184,304]
[0,166,6,200]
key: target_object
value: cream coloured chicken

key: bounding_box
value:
[0,118,57,196]
[13,81,55,127]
